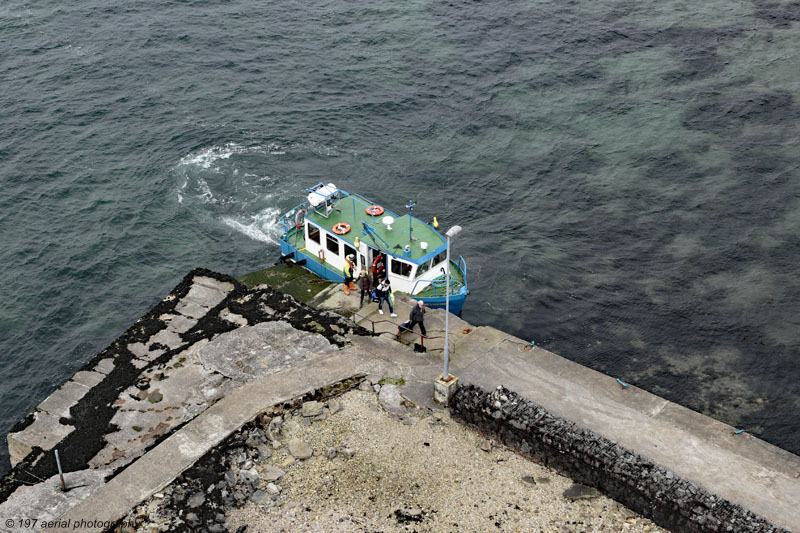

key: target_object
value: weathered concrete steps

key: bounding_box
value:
[44,351,369,532]
[0,269,376,531]
[6,273,236,468]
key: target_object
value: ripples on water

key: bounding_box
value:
[1,0,799,473]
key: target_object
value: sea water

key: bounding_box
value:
[1,0,799,473]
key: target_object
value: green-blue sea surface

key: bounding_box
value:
[1,0,799,472]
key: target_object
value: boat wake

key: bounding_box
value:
[172,140,356,246]
[178,142,286,170]
[173,142,291,246]
[221,208,282,245]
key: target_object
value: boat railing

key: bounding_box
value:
[350,311,446,352]
[325,190,395,228]
[409,259,468,297]
[409,277,463,298]
[281,197,354,236]
[360,221,390,250]
[280,194,391,245]
[279,202,311,236]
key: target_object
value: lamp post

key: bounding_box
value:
[443,225,462,380]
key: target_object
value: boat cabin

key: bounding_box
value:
[281,183,461,297]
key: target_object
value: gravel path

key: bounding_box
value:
[226,388,665,532]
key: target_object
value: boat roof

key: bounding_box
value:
[304,188,447,265]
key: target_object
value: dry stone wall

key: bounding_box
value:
[449,384,790,533]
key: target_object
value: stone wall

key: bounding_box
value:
[449,384,789,533]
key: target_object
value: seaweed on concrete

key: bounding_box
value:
[0,268,371,505]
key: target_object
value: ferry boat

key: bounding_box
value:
[278,183,469,314]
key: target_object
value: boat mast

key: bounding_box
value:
[405,200,415,242]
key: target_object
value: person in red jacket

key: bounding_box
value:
[371,255,386,287]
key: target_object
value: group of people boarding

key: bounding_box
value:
[343,254,426,337]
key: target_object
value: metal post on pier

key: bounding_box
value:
[55,449,66,491]
[443,225,461,380]
[434,225,462,405]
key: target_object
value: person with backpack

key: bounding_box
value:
[376,277,397,317]
[399,300,426,337]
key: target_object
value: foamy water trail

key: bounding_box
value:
[221,207,282,245]
[179,143,243,169]
[197,177,214,203]
[172,143,291,247]
[178,142,287,170]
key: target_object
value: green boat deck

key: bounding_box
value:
[305,193,445,261]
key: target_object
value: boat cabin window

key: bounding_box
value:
[326,234,340,256]
[307,224,320,244]
[431,251,447,268]
[343,243,356,262]
[391,258,414,278]
[417,258,431,278]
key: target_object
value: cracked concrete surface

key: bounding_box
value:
[195,321,337,381]
[2,270,798,533]
[7,274,236,467]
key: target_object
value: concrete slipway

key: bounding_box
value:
[0,268,797,532]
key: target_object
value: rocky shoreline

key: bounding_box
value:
[1,268,368,508]
[116,379,664,533]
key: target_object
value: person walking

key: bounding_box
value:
[399,300,426,337]
[343,254,356,295]
[376,278,397,317]
[358,269,373,308]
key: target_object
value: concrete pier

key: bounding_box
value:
[0,266,797,532]
[326,284,800,532]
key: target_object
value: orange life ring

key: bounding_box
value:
[365,205,384,216]
[332,222,351,235]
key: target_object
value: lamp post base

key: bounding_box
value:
[433,374,459,406]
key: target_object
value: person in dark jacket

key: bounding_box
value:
[358,270,373,308]
[375,278,397,316]
[399,300,426,336]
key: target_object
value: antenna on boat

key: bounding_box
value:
[405,200,415,242]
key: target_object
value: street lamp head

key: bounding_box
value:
[445,225,462,238]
